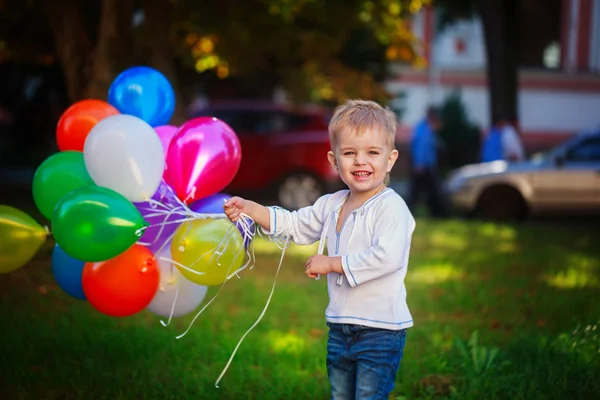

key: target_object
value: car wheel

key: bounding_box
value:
[277,173,324,210]
[477,185,527,221]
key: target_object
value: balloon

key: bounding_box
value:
[108,66,175,127]
[32,151,95,220]
[171,219,244,286]
[146,246,208,318]
[189,193,254,248]
[82,244,159,317]
[51,244,86,300]
[164,117,241,204]
[236,219,255,249]
[84,114,165,202]
[52,186,148,262]
[188,193,231,214]
[154,125,178,153]
[134,181,183,253]
[56,99,119,151]
[0,205,47,274]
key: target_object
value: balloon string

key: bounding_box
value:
[159,256,207,276]
[174,240,245,340]
[226,246,254,280]
[157,224,248,277]
[214,236,290,388]
[160,274,180,327]
[140,206,189,248]
[154,230,179,262]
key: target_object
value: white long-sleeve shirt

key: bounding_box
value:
[264,188,415,330]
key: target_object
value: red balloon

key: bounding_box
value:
[82,244,159,317]
[57,99,120,152]
[164,117,242,204]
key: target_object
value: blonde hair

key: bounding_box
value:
[328,99,398,185]
[329,99,398,149]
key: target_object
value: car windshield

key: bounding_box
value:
[530,131,600,164]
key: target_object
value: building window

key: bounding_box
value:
[519,0,562,69]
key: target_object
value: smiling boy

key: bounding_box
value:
[224,99,415,399]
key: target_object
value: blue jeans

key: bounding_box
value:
[326,322,407,400]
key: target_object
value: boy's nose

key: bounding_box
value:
[354,156,366,165]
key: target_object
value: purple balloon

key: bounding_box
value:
[189,193,231,214]
[236,219,255,249]
[154,125,178,153]
[134,181,183,252]
[189,192,254,248]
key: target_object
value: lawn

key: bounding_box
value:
[0,217,599,399]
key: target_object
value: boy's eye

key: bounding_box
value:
[369,151,379,155]
[343,151,355,156]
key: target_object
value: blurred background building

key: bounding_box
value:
[389,0,600,154]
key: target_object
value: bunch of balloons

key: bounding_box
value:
[0,66,255,321]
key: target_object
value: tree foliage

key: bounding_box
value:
[0,0,429,108]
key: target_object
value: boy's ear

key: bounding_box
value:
[327,151,338,169]
[387,149,399,172]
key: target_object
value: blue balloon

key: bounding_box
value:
[51,244,86,300]
[108,66,175,127]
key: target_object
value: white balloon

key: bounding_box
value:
[84,114,165,202]
[147,247,208,318]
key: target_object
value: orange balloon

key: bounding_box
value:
[56,99,119,151]
[82,244,159,317]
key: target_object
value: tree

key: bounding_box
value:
[0,0,427,111]
[436,0,520,126]
[173,0,428,104]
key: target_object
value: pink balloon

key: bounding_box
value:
[164,117,241,204]
[154,125,178,152]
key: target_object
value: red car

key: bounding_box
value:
[191,100,344,209]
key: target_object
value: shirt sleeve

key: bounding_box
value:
[341,197,415,287]
[261,194,333,245]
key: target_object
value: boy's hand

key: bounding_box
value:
[223,196,248,223]
[305,255,343,279]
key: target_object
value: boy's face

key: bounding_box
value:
[327,129,398,196]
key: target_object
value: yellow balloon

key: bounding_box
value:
[0,205,48,274]
[171,218,244,286]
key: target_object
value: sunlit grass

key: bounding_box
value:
[543,267,600,289]
[267,330,307,354]
[408,263,463,284]
[543,253,600,289]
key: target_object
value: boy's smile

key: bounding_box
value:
[328,129,398,200]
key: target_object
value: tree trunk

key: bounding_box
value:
[143,0,187,124]
[479,0,519,126]
[45,0,135,102]
[44,0,93,102]
[86,0,135,99]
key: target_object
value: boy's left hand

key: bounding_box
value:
[305,255,342,279]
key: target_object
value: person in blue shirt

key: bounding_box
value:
[408,106,446,217]
[480,123,503,162]
[481,117,525,163]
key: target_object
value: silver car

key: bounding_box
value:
[444,131,600,220]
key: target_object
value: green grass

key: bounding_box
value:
[1,218,599,399]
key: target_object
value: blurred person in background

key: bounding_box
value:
[408,106,446,217]
[481,117,525,163]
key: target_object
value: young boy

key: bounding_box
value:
[224,99,415,399]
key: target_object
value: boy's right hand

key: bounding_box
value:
[223,196,248,223]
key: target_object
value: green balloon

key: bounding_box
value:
[33,151,95,220]
[52,186,148,262]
